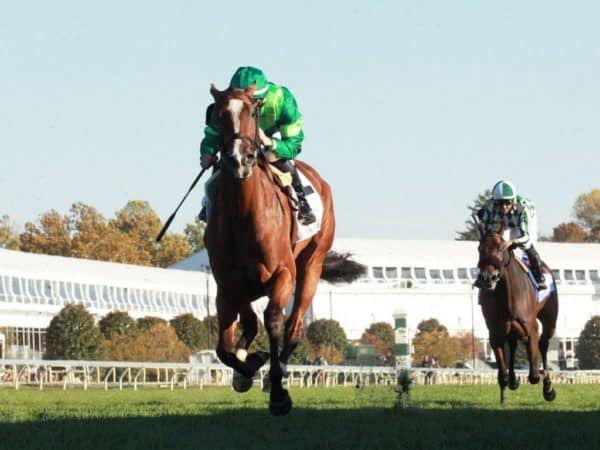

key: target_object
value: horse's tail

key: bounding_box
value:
[321,251,367,284]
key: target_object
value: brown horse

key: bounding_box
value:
[477,231,559,403]
[203,84,365,415]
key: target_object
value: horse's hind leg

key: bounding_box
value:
[538,299,558,401]
[280,258,323,364]
[264,267,294,416]
[525,320,541,385]
[507,335,520,390]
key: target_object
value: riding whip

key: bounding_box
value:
[155,167,207,242]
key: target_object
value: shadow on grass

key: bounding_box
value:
[1,406,599,450]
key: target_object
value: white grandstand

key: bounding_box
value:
[2,239,600,367]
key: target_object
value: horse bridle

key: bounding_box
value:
[479,238,513,273]
[219,97,264,159]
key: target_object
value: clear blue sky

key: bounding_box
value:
[2,1,599,239]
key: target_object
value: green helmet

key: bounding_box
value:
[230,66,269,98]
[492,180,516,202]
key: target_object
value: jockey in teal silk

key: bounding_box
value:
[474,180,547,290]
[198,66,316,225]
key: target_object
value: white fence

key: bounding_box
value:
[1,359,599,391]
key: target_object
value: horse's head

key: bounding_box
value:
[477,232,511,290]
[210,84,262,180]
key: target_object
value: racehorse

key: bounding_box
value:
[203,84,366,415]
[477,231,559,403]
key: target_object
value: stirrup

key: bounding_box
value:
[297,203,316,225]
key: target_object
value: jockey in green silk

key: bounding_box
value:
[198,66,316,225]
[474,180,547,290]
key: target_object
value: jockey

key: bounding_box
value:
[198,66,316,225]
[474,180,547,290]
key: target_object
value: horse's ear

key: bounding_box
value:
[210,84,222,100]
[245,83,257,98]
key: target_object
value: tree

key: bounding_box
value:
[111,200,192,267]
[170,313,207,351]
[20,210,72,256]
[452,331,483,362]
[576,316,600,369]
[184,219,206,253]
[552,222,588,243]
[411,329,459,368]
[103,323,190,362]
[415,318,448,337]
[98,311,138,340]
[360,322,394,360]
[573,189,600,239]
[305,319,347,364]
[152,233,192,268]
[0,214,20,249]
[456,190,491,241]
[137,316,167,331]
[45,304,103,360]
[202,315,219,349]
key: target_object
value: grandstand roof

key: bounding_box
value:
[171,238,600,272]
[0,248,203,292]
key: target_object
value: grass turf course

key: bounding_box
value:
[0,384,598,449]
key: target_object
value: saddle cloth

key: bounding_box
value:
[516,252,556,303]
[269,163,323,243]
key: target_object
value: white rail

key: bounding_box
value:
[1,359,599,390]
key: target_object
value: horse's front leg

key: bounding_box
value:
[215,292,268,390]
[264,267,294,416]
[490,335,509,403]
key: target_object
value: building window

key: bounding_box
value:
[564,270,574,281]
[414,268,426,280]
[401,267,412,279]
[429,269,441,281]
[469,268,479,279]
[575,270,585,281]
[457,268,468,280]
[442,269,454,280]
[590,270,599,282]
[552,269,560,281]
[372,267,384,280]
[385,267,398,279]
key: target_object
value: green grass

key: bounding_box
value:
[0,384,599,449]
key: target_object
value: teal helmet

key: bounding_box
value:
[230,66,269,98]
[492,180,517,202]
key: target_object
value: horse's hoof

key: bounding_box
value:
[508,377,520,390]
[269,391,293,416]
[232,371,253,393]
[543,387,556,402]
[528,374,541,385]
[247,351,270,373]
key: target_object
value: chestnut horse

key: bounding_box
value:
[477,231,559,403]
[203,84,365,415]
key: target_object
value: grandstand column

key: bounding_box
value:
[393,310,410,369]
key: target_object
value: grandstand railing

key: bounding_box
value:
[1,359,599,390]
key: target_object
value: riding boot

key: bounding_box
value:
[198,205,207,222]
[526,246,547,290]
[274,160,316,225]
[473,273,485,289]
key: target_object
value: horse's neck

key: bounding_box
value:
[221,167,286,226]
[503,257,534,315]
